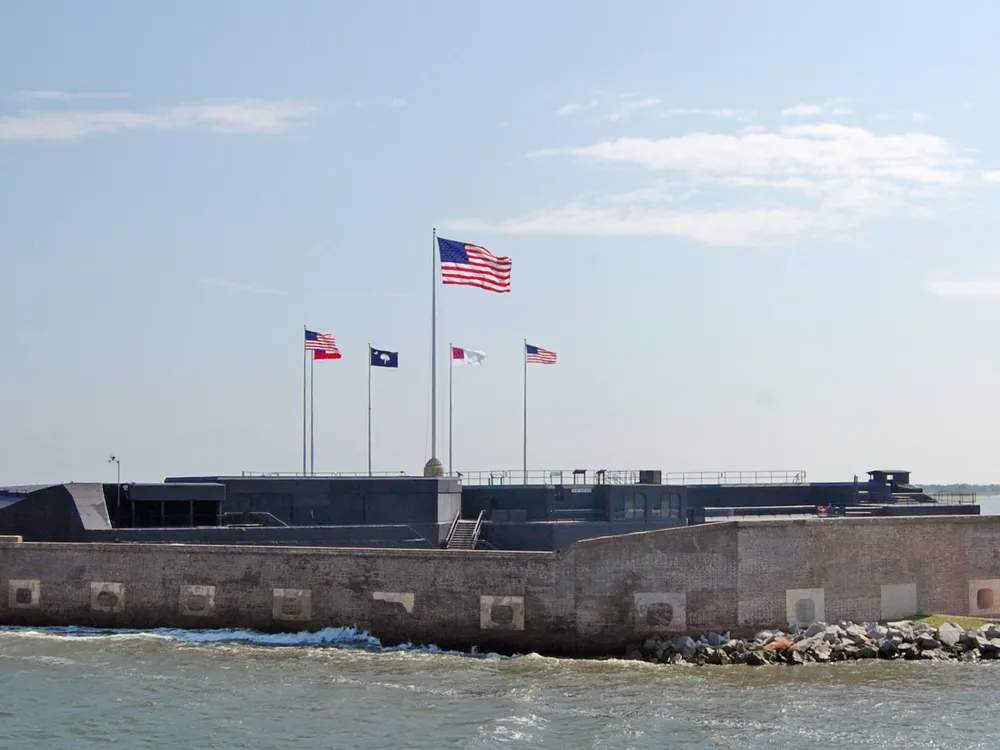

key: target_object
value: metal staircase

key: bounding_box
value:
[446,511,484,550]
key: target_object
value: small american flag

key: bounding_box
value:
[526,344,557,364]
[305,329,340,357]
[437,237,512,293]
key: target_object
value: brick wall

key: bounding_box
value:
[2,515,1000,655]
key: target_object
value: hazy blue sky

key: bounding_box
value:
[4,1,1000,485]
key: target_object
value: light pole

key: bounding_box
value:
[108,455,120,516]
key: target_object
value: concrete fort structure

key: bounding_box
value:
[2,514,999,656]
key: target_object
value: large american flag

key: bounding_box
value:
[437,237,512,293]
[526,344,557,364]
[305,329,341,358]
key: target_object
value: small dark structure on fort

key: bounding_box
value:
[0,468,978,550]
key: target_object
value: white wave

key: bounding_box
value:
[0,624,508,659]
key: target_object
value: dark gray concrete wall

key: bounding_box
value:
[3,516,1000,656]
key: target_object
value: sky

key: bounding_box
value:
[3,0,1000,485]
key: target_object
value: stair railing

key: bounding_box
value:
[445,510,462,547]
[469,510,486,549]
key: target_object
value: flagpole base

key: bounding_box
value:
[423,457,444,477]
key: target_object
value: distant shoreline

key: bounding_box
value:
[925,485,1000,494]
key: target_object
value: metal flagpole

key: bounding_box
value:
[448,342,453,475]
[309,354,315,475]
[302,324,307,476]
[523,338,527,484]
[431,228,438,463]
[367,343,372,477]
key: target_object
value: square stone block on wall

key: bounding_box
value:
[7,579,40,610]
[372,591,415,614]
[90,582,125,614]
[179,585,217,618]
[273,588,312,622]
[880,583,918,621]
[786,588,824,629]
[969,579,1000,618]
[632,592,686,633]
[479,595,524,631]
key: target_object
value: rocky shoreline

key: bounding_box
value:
[630,620,1000,665]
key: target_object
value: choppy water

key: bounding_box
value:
[0,625,996,749]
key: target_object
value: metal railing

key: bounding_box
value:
[454,469,807,487]
[445,510,461,546]
[239,467,808,486]
[470,510,485,549]
[928,492,979,506]
[241,470,408,478]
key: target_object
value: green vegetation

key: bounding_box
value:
[886,614,999,629]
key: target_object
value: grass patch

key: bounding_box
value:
[893,614,999,629]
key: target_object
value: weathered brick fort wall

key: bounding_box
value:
[1,516,998,655]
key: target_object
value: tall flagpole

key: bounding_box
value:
[431,228,438,465]
[367,343,372,477]
[309,354,315,475]
[302,324,307,476]
[448,341,453,476]
[523,338,527,484]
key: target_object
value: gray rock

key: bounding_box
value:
[811,642,832,662]
[803,622,826,638]
[707,632,727,647]
[823,625,843,643]
[985,624,1000,639]
[867,624,888,639]
[745,651,767,666]
[936,623,962,649]
[673,635,697,659]
[845,625,870,646]
[918,636,941,651]
[707,649,730,665]
[792,636,820,653]
[667,653,684,665]
[859,644,878,659]
[879,640,898,658]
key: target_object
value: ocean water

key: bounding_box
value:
[0,625,996,749]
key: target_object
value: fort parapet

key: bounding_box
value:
[1,515,997,656]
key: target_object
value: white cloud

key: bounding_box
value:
[606,97,660,122]
[556,100,598,116]
[14,90,131,102]
[449,122,976,247]
[830,107,853,116]
[390,98,406,107]
[983,171,1000,182]
[913,112,930,121]
[782,103,822,117]
[444,204,814,247]
[874,113,896,121]
[556,94,661,121]
[927,281,1000,297]
[548,125,967,185]
[199,279,285,294]
[658,107,754,120]
[0,98,320,140]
